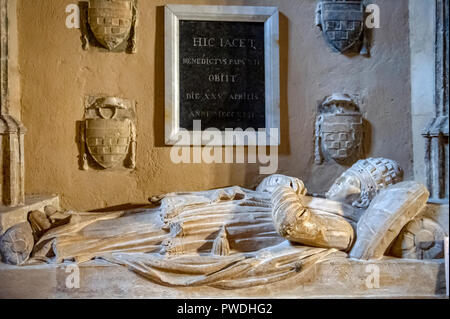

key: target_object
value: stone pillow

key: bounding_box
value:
[349,181,429,260]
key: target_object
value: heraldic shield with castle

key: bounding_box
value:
[82,0,138,53]
[315,0,368,54]
[315,94,364,165]
[80,96,136,171]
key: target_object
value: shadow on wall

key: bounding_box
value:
[154,5,165,148]
[152,5,291,191]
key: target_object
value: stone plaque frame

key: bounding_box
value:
[165,5,280,146]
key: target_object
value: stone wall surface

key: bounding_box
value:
[17,0,413,211]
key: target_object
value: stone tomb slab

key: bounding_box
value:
[0,257,446,298]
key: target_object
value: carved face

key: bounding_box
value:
[257,174,306,195]
[326,174,361,204]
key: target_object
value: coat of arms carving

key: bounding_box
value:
[315,94,364,165]
[315,0,369,55]
[80,0,138,53]
[79,96,136,171]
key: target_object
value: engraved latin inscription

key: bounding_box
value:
[179,21,266,131]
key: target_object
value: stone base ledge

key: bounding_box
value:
[0,195,60,234]
[0,257,446,299]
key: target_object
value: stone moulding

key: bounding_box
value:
[0,115,26,206]
[1,0,26,207]
[421,0,449,201]
[164,5,280,146]
[0,248,446,298]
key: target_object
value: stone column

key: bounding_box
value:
[1,0,26,207]
[0,0,59,236]
[407,0,448,257]
[422,0,449,202]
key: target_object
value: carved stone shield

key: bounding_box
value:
[320,112,362,161]
[85,118,131,169]
[88,0,133,50]
[318,1,364,53]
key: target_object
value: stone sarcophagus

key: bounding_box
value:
[315,94,363,165]
[81,0,138,53]
[79,96,136,171]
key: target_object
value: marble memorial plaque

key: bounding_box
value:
[165,5,280,145]
[179,20,266,131]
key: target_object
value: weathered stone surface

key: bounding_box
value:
[0,115,26,207]
[0,195,60,235]
[0,222,34,265]
[315,94,363,165]
[19,0,414,211]
[28,210,52,240]
[420,0,449,202]
[81,0,138,53]
[418,202,449,234]
[388,201,449,260]
[1,173,446,296]
[79,96,136,171]
[0,258,445,298]
[272,186,355,251]
[256,174,306,194]
[315,0,368,55]
[390,217,445,260]
[1,0,26,208]
[326,158,404,209]
[350,181,430,260]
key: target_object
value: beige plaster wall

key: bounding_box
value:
[18,0,413,211]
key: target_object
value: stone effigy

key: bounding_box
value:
[272,186,355,251]
[0,158,443,290]
[349,181,430,260]
[326,157,404,208]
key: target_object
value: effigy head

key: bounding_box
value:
[257,174,307,195]
[326,158,404,208]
